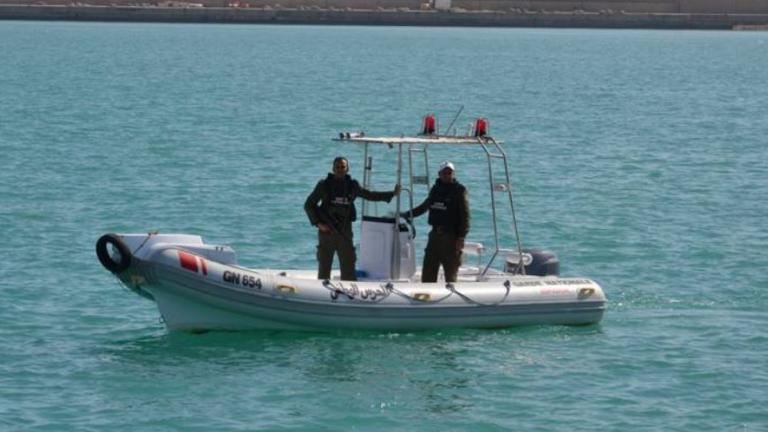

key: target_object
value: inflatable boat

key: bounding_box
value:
[96,116,606,331]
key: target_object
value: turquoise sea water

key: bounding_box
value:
[1,21,768,430]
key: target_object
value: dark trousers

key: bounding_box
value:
[421,229,462,283]
[317,230,357,281]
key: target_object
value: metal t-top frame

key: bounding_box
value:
[333,133,526,280]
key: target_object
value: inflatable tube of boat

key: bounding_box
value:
[96,233,133,273]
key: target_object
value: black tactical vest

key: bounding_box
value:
[322,174,357,223]
[427,180,464,228]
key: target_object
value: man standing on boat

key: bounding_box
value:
[402,161,469,283]
[305,156,400,281]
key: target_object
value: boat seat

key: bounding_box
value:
[462,241,485,256]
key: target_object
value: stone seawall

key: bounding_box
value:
[1,4,768,28]
[4,0,768,14]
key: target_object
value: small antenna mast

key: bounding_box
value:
[443,105,464,135]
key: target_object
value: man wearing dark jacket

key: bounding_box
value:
[305,156,400,281]
[402,160,470,283]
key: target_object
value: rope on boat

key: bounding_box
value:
[383,282,453,304]
[320,279,512,306]
[132,230,159,255]
[445,280,512,306]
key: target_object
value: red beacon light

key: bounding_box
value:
[422,114,436,135]
[474,118,488,137]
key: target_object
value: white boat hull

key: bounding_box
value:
[103,234,606,332]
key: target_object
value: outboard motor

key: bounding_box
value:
[505,249,560,276]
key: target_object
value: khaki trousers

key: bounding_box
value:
[317,230,357,281]
[421,230,462,283]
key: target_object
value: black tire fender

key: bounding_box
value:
[96,233,132,273]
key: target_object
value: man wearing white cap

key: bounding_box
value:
[402,160,470,283]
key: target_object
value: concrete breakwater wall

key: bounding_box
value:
[2,4,768,28]
[3,0,768,14]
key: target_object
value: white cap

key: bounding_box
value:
[438,160,455,173]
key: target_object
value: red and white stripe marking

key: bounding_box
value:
[178,250,207,276]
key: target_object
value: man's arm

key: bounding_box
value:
[356,180,396,203]
[304,181,325,226]
[406,197,430,218]
[401,185,434,218]
[399,193,431,219]
[456,188,470,239]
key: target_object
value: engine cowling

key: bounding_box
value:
[505,249,560,276]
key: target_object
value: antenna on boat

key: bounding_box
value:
[443,105,464,135]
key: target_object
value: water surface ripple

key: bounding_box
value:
[1,22,767,431]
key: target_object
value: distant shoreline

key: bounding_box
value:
[2,4,768,29]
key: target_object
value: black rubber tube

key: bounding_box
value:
[96,233,132,273]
